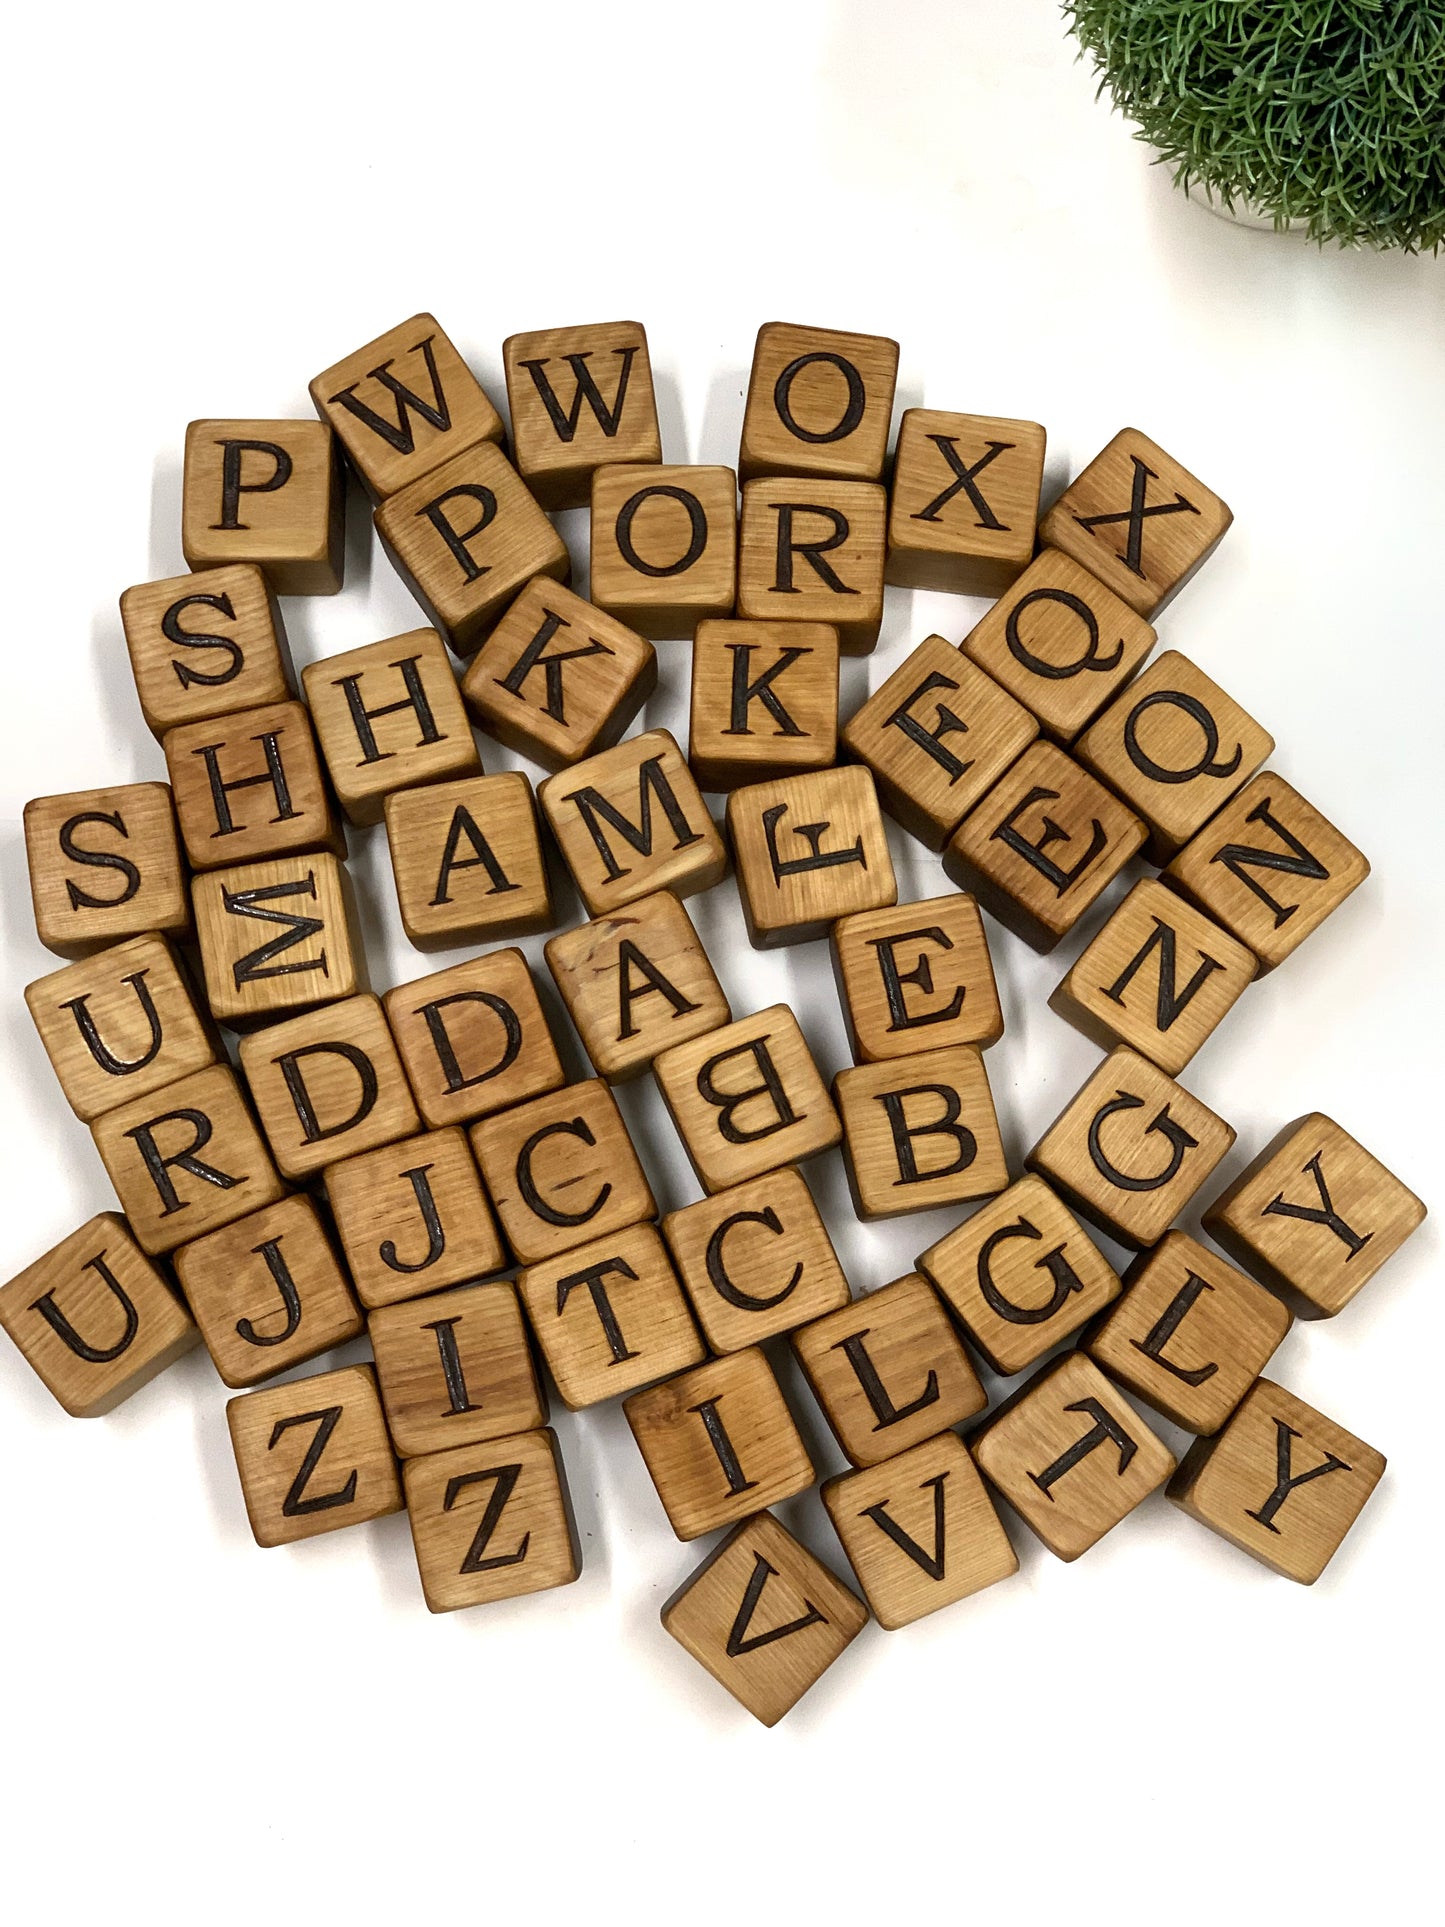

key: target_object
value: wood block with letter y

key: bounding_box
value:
[385,949,565,1130]
[226,1363,402,1548]
[192,851,360,1028]
[324,1126,505,1311]
[832,893,1003,1061]
[737,477,887,653]
[739,321,898,483]
[589,464,737,640]
[25,782,190,958]
[120,563,293,742]
[727,765,896,946]
[164,699,344,873]
[183,418,345,596]
[403,1425,580,1611]
[369,1279,545,1457]
[688,618,839,792]
[384,771,552,950]
[504,320,662,509]
[886,408,1046,596]
[835,1045,1009,1221]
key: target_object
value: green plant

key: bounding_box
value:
[1064,0,1445,250]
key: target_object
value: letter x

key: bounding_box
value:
[1075,455,1199,577]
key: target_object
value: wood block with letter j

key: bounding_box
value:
[324,1125,506,1311]
[226,1363,402,1548]
[120,563,293,742]
[834,1045,1009,1221]
[504,320,662,509]
[25,782,191,958]
[886,408,1046,596]
[403,1425,580,1611]
[384,771,553,950]
[183,418,345,596]
[727,765,896,946]
[832,893,1003,1061]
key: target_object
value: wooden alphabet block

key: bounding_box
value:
[164,698,344,872]
[1168,1379,1385,1583]
[832,893,1003,1061]
[1027,1047,1235,1251]
[120,563,292,741]
[384,949,565,1130]
[192,851,360,1027]
[662,1511,867,1726]
[1203,1114,1426,1319]
[370,1280,545,1457]
[727,766,896,946]
[739,322,899,483]
[324,1126,505,1310]
[385,772,553,949]
[737,478,886,653]
[25,782,190,958]
[835,1046,1008,1222]
[1163,772,1369,972]
[688,619,839,792]
[226,1363,402,1548]
[624,1347,814,1540]
[544,889,729,1082]
[589,464,737,639]
[791,1272,986,1468]
[943,740,1147,953]
[822,1432,1018,1630]
[173,1194,364,1389]
[0,1213,197,1416]
[183,418,344,596]
[403,1425,580,1611]
[504,320,662,508]
[653,1005,841,1193]
[1038,428,1233,617]
[886,408,1047,596]
[842,635,1038,851]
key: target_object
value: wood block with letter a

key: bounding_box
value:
[385,949,565,1130]
[164,699,344,873]
[193,851,360,1028]
[324,1126,505,1311]
[835,1045,1009,1221]
[121,564,293,741]
[727,766,896,946]
[688,619,839,792]
[662,1511,867,1726]
[832,893,1003,1061]
[739,321,898,483]
[183,418,344,596]
[403,1425,580,1611]
[226,1363,402,1548]
[0,1213,197,1417]
[886,408,1046,596]
[504,320,662,509]
[369,1279,545,1457]
[737,478,887,653]
[589,464,737,639]
[384,771,553,949]
[25,782,190,958]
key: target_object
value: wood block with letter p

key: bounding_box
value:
[120,564,293,742]
[832,893,1003,1061]
[589,464,737,640]
[738,478,887,653]
[384,772,553,950]
[384,950,565,1130]
[688,618,839,792]
[226,1363,402,1548]
[192,851,360,1028]
[739,321,898,483]
[324,1126,505,1311]
[504,320,662,508]
[835,1045,1009,1221]
[886,408,1046,596]
[183,418,344,596]
[404,1426,580,1611]
[727,766,896,947]
[369,1280,545,1457]
[25,782,190,958]
[164,699,344,873]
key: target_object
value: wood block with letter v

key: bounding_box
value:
[835,1045,1009,1221]
[384,772,553,950]
[226,1363,402,1548]
[183,418,345,596]
[737,478,887,653]
[589,464,737,639]
[385,949,565,1130]
[25,782,190,958]
[164,699,345,873]
[193,851,360,1028]
[886,408,1046,596]
[504,320,662,508]
[688,618,839,792]
[728,765,895,947]
[739,321,898,483]
[369,1279,545,1457]
[120,563,293,742]
[403,1425,580,1611]
[325,1125,505,1311]
[833,893,1003,1062]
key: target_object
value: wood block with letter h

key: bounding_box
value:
[120,563,293,741]
[688,618,839,792]
[25,782,191,958]
[727,766,896,946]
[324,1125,505,1311]
[183,418,344,596]
[886,408,1046,596]
[404,1426,580,1611]
[384,772,553,949]
[589,464,737,639]
[833,893,1003,1062]
[505,320,662,508]
[369,1279,545,1457]
[192,851,361,1027]
[164,699,344,872]
[384,949,565,1130]
[738,478,887,653]
[835,1045,1009,1221]
[740,321,898,483]
[227,1363,403,1547]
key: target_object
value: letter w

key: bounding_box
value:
[223,874,328,988]
[329,335,451,454]
[518,348,639,441]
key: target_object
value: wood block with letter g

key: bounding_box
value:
[504,320,662,509]
[737,477,887,653]
[835,1045,1009,1221]
[589,464,737,639]
[688,618,839,792]
[120,563,293,741]
[403,1425,580,1611]
[384,771,553,950]
[226,1363,402,1548]
[25,782,190,958]
[324,1126,505,1311]
[886,408,1046,596]
[369,1279,545,1457]
[183,418,345,596]
[832,893,1003,1062]
[384,949,565,1130]
[727,766,896,946]
[192,851,360,1028]
[739,321,898,483]
[164,699,344,872]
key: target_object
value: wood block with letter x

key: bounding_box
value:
[727,766,896,946]
[226,1363,402,1548]
[164,699,344,872]
[384,771,552,950]
[324,1126,505,1311]
[385,949,565,1130]
[183,418,345,596]
[504,320,662,508]
[688,618,839,792]
[25,782,190,958]
[369,1279,545,1457]
[886,408,1046,596]
[737,477,887,653]
[835,1045,1009,1221]
[192,851,360,1028]
[403,1426,580,1611]
[739,321,898,483]
[832,893,1003,1061]
[589,464,737,639]
[120,563,293,741]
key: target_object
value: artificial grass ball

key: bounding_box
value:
[1065,0,1445,251]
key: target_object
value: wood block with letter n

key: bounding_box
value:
[886,408,1047,596]
[832,893,1003,1062]
[173,1194,364,1389]
[727,765,896,946]
[324,1126,505,1311]
[385,771,552,950]
[791,1272,986,1468]
[183,418,345,596]
[226,1363,402,1548]
[25,782,190,958]
[1027,1046,1235,1252]
[403,1425,580,1611]
[369,1279,545,1457]
[384,949,565,1130]
[822,1432,1018,1631]
[1202,1114,1426,1319]
[120,563,293,742]
[544,889,729,1083]
[739,321,898,484]
[0,1213,197,1417]
[310,312,505,501]
[662,1511,867,1727]
[943,740,1147,953]
[624,1346,814,1540]
[653,1005,841,1193]
[737,478,887,654]
[192,851,360,1028]
[1050,877,1257,1075]
[504,320,662,509]
[834,1046,1009,1222]
[164,699,345,873]
[688,618,839,792]
[589,464,737,640]
[1163,771,1370,973]
[1038,427,1233,617]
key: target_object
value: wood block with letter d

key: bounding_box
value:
[120,563,293,741]
[886,408,1046,596]
[727,766,896,946]
[589,464,737,639]
[324,1126,506,1311]
[192,851,360,1028]
[369,1279,546,1457]
[226,1363,402,1548]
[504,320,662,508]
[832,893,1003,1061]
[163,699,344,872]
[25,782,191,958]
[384,771,553,950]
[384,949,565,1130]
[737,477,887,653]
[403,1426,580,1611]
[739,321,898,483]
[835,1045,1009,1221]
[183,418,345,596]
[688,618,839,792]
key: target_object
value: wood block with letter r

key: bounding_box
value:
[164,699,344,872]
[739,321,898,483]
[192,851,360,1028]
[369,1279,545,1457]
[226,1363,402,1548]
[737,477,887,653]
[25,782,190,958]
[403,1425,580,1611]
[384,949,565,1130]
[688,618,839,792]
[120,563,293,741]
[504,320,662,508]
[324,1126,505,1311]
[183,418,345,596]
[835,1045,1008,1221]
[886,408,1046,596]
[727,766,896,946]
[589,464,737,639]
[832,893,1003,1062]
[384,771,553,950]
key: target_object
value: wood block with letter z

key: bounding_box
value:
[728,765,895,946]
[738,478,887,653]
[192,851,360,1027]
[886,408,1046,596]
[739,321,898,483]
[688,619,839,792]
[226,1363,402,1548]
[369,1280,545,1457]
[835,1045,1009,1221]
[164,699,344,872]
[384,771,552,950]
[589,464,737,639]
[403,1426,580,1611]
[504,320,662,508]
[324,1126,505,1311]
[183,418,344,596]
[832,893,1003,1061]
[120,564,292,741]
[25,782,190,958]
[385,950,565,1130]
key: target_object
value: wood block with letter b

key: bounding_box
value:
[384,950,565,1130]
[832,893,1003,1062]
[192,851,360,1028]
[25,782,190,958]
[369,1279,545,1457]
[835,1045,1009,1221]
[164,699,344,873]
[403,1426,580,1611]
[504,320,662,509]
[384,771,552,950]
[727,766,896,947]
[737,478,887,653]
[589,464,737,640]
[226,1363,402,1548]
[120,564,293,741]
[324,1126,505,1311]
[183,418,344,596]
[886,408,1046,596]
[688,618,839,792]
[739,321,898,483]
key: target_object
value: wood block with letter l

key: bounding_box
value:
[173,1194,364,1389]
[943,740,1147,953]
[886,408,1047,596]
[324,1126,505,1311]
[369,1279,545,1457]
[226,1363,402,1548]
[384,949,565,1131]
[662,1510,867,1727]
[791,1272,986,1468]
[841,634,1038,851]
[1027,1046,1235,1252]
[192,851,360,1028]
[737,477,887,654]
[183,418,345,596]
[739,321,898,483]
[652,1005,841,1193]
[1202,1114,1426,1319]
[163,698,345,873]
[832,893,1003,1062]
[688,618,839,792]
[504,320,662,509]
[385,771,553,950]
[589,464,737,639]
[0,1213,198,1417]
[727,765,896,947]
[25,782,190,958]
[403,1425,580,1611]
[835,1045,1009,1222]
[1038,427,1233,617]
[120,563,293,741]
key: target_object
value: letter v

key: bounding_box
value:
[726,1552,828,1655]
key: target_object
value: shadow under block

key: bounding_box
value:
[588,464,737,639]
[404,1425,580,1611]
[173,1193,364,1389]
[24,782,190,958]
[886,408,1046,596]
[539,728,727,916]
[1203,1114,1426,1319]
[163,699,344,872]
[737,477,886,653]
[917,1174,1121,1378]
[822,1432,1018,1631]
[833,894,1003,1061]
[1050,877,1257,1076]
[1168,1378,1386,1583]
[662,1511,867,1727]
[504,320,662,509]
[192,851,360,1027]
[384,771,552,949]
[841,634,1039,851]
[943,740,1147,953]
[0,1213,198,1417]
[1163,772,1369,972]
[516,1221,706,1410]
[791,1272,986,1468]
[652,1005,841,1193]
[1086,1231,1290,1435]
[325,1126,505,1311]
[974,1352,1177,1561]
[544,889,730,1082]
[835,1045,1009,1221]
[1037,427,1233,618]
[624,1347,814,1540]
[727,765,896,946]
[375,442,569,657]
[1027,1047,1235,1252]
[739,322,899,484]
[310,312,505,501]
[688,618,839,792]
[384,949,565,1130]
[369,1279,545,1457]
[182,418,345,596]
[120,563,292,740]
[226,1363,402,1548]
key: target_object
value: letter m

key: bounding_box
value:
[559,754,702,882]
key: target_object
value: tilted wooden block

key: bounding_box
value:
[886,408,1047,596]
[1203,1114,1426,1319]
[1038,428,1232,617]
[832,893,1003,1061]
[791,1272,986,1468]
[369,1279,545,1457]
[835,1045,1009,1221]
[120,563,293,741]
[727,765,896,946]
[739,321,898,483]
[192,851,360,1028]
[688,618,839,792]
[737,478,886,653]
[183,418,345,596]
[544,889,729,1082]
[589,464,737,639]
[25,782,190,958]
[226,1363,402,1548]
[403,1425,580,1611]
[1027,1046,1235,1251]
[384,771,553,949]
[164,699,344,872]
[324,1125,505,1311]
[173,1193,364,1389]
[974,1351,1176,1561]
[384,949,565,1130]
[0,1213,197,1417]
[504,320,662,509]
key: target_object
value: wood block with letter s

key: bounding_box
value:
[832,893,1003,1061]
[589,464,737,639]
[403,1426,580,1611]
[369,1279,546,1457]
[739,321,898,483]
[688,618,839,792]
[504,320,662,508]
[25,782,191,958]
[835,1045,1009,1221]
[384,771,553,950]
[120,563,293,741]
[164,699,344,872]
[737,477,887,653]
[192,851,360,1028]
[183,418,345,596]
[886,408,1046,596]
[324,1125,506,1311]
[727,765,896,946]
[226,1363,402,1548]
[384,949,565,1130]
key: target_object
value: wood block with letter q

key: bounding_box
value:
[403,1426,580,1611]
[183,418,344,596]
[226,1363,402,1548]
[325,1125,505,1311]
[835,1045,1009,1221]
[688,618,838,792]
[120,563,293,741]
[832,893,1003,1061]
[384,949,565,1130]
[164,699,344,873]
[589,464,737,639]
[25,782,191,958]
[369,1279,545,1458]
[737,477,886,653]
[192,851,360,1028]
[739,321,898,483]
[886,408,1046,596]
[504,320,662,508]
[727,766,895,947]
[384,771,553,950]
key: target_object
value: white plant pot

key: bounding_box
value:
[1182,176,1310,233]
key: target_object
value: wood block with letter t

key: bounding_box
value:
[589,464,737,639]
[183,418,344,596]
[192,851,360,1028]
[384,949,565,1130]
[324,1126,505,1311]
[886,408,1046,596]
[504,320,662,509]
[25,782,191,958]
[688,618,838,792]
[368,1279,545,1457]
[727,766,896,946]
[384,771,552,950]
[164,699,344,873]
[835,1045,1009,1221]
[226,1363,402,1548]
[403,1426,580,1611]
[739,321,898,483]
[120,563,293,742]
[737,477,887,653]
[832,893,1003,1061]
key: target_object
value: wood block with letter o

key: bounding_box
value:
[739,321,898,483]
[835,1045,1008,1221]
[183,418,345,596]
[504,320,662,508]
[25,782,190,958]
[737,478,887,653]
[324,1126,506,1311]
[727,765,896,946]
[688,618,839,792]
[832,893,1003,1061]
[369,1279,545,1457]
[192,851,360,1028]
[886,408,1046,596]
[226,1363,402,1548]
[589,464,737,639]
[120,563,293,741]
[384,771,552,950]
[164,699,344,872]
[403,1425,580,1611]
[384,949,565,1130]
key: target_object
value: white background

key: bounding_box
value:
[2,3,1441,1921]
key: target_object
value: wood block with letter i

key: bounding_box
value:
[688,618,839,792]
[886,408,1046,596]
[589,464,737,639]
[384,771,553,949]
[120,563,293,741]
[226,1363,402,1548]
[737,477,887,654]
[324,1126,505,1311]
[835,1045,1009,1221]
[504,320,662,509]
[369,1279,545,1457]
[727,766,896,947]
[25,782,190,958]
[384,949,565,1130]
[183,418,345,596]
[164,699,344,872]
[739,321,898,483]
[832,893,1003,1061]
[192,851,360,1028]
[403,1426,580,1611]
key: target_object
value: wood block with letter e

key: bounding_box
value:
[737,478,887,653]
[727,766,896,946]
[183,418,344,596]
[688,618,839,792]
[385,949,565,1130]
[121,564,292,741]
[192,851,360,1028]
[324,1126,505,1311]
[164,699,344,872]
[832,893,1003,1061]
[589,464,737,639]
[369,1279,545,1457]
[739,321,898,483]
[226,1363,402,1548]
[835,1045,1008,1221]
[886,408,1046,596]
[504,320,662,508]
[384,771,552,949]
[25,782,190,958]
[403,1426,580,1611]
